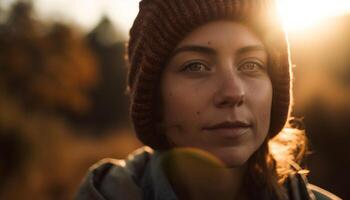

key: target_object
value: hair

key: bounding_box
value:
[245,123,308,200]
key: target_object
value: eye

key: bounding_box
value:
[238,61,264,72]
[182,61,210,72]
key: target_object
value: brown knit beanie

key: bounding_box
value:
[127,0,291,150]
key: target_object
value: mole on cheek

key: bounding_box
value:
[196,111,201,115]
[207,41,211,45]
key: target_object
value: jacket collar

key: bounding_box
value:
[141,150,178,200]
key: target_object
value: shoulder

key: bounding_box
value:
[285,171,342,200]
[75,147,153,200]
[309,184,342,200]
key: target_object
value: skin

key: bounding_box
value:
[160,21,273,168]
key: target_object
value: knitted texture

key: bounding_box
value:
[127,0,291,149]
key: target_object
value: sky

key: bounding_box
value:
[1,0,350,35]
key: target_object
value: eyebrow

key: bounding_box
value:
[170,45,216,58]
[236,45,266,55]
[170,44,266,58]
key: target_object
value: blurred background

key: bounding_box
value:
[0,0,349,199]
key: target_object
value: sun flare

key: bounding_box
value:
[5,0,350,35]
[277,0,350,31]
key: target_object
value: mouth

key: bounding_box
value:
[202,121,252,139]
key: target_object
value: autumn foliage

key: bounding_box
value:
[0,2,140,199]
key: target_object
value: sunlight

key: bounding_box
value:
[277,0,350,31]
[104,0,140,36]
[6,0,350,35]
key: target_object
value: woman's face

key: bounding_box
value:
[160,21,272,167]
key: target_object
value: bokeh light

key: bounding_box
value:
[1,0,350,199]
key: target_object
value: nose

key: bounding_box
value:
[213,71,245,108]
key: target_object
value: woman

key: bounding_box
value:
[76,0,341,199]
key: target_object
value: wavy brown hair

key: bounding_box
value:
[244,121,308,200]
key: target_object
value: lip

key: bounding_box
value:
[203,121,252,139]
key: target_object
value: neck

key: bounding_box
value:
[163,148,248,200]
[229,165,248,200]
[172,165,248,200]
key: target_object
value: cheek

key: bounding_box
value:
[162,90,201,126]
[161,78,198,129]
[161,73,211,124]
[160,74,213,146]
[246,78,272,139]
[161,91,195,146]
[253,79,273,135]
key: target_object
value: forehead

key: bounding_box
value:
[176,20,264,51]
